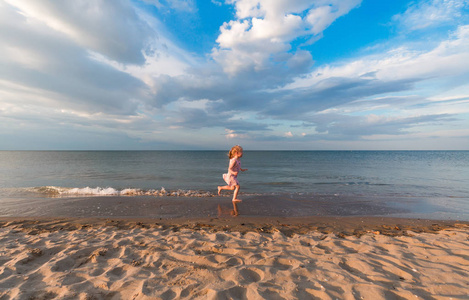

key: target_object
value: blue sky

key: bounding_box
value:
[0,0,468,150]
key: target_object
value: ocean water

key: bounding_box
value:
[0,151,468,220]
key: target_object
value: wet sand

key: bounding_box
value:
[1,194,464,220]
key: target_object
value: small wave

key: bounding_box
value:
[29,186,214,197]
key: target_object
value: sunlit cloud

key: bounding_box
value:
[212,0,361,75]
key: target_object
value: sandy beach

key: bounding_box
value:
[0,217,468,299]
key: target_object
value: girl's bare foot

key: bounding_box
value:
[218,186,222,195]
[232,199,242,203]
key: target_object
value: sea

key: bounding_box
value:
[0,150,468,220]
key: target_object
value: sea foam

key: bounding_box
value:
[29,186,213,197]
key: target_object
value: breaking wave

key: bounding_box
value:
[29,186,214,197]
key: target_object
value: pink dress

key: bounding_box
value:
[223,158,241,186]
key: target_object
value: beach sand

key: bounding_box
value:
[0,217,468,299]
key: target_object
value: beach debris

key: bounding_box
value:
[27,248,43,256]
[131,260,142,267]
[336,232,346,239]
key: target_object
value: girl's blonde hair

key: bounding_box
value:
[228,145,243,159]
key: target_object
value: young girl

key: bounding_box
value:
[218,145,248,214]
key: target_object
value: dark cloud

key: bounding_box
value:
[148,70,419,123]
[302,113,458,140]
[244,113,459,144]
[149,51,314,109]
[145,59,459,143]
[261,77,418,118]
[166,107,271,132]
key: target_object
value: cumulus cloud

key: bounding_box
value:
[212,0,361,75]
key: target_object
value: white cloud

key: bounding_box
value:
[393,0,469,31]
[0,0,197,116]
[4,0,155,64]
[285,25,469,90]
[224,129,249,139]
[213,0,361,74]
[306,0,362,35]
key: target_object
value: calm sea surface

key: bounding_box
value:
[1,151,468,220]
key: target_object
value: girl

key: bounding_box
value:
[218,145,248,214]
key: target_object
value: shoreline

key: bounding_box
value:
[2,216,468,237]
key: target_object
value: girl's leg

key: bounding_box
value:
[232,185,241,202]
[218,185,235,195]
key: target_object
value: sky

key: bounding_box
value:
[0,0,468,150]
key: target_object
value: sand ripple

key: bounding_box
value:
[0,221,468,299]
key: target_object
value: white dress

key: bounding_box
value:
[222,158,240,186]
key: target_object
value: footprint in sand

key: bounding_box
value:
[51,256,75,272]
[106,266,127,279]
[225,256,243,267]
[221,267,265,285]
[61,273,88,285]
[208,286,247,299]
[256,257,293,271]
[238,268,264,283]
